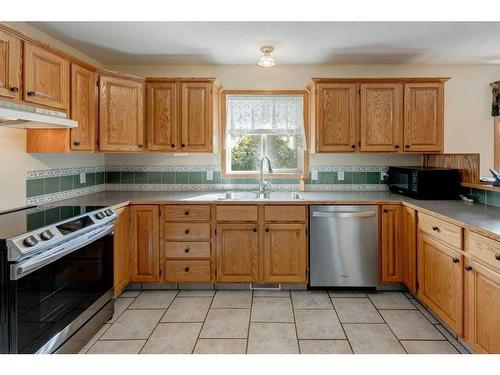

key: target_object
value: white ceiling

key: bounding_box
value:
[29,22,500,65]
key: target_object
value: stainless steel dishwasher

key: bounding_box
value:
[309,205,379,287]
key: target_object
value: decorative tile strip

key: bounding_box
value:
[305,184,388,192]
[310,165,388,173]
[26,184,105,205]
[105,184,301,192]
[105,165,221,172]
[27,166,105,180]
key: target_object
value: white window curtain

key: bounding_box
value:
[226,94,306,148]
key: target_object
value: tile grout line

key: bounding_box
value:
[328,293,355,354]
[289,292,301,354]
[245,290,254,354]
[191,291,217,354]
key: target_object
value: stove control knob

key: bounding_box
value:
[40,230,54,241]
[23,235,38,247]
[95,212,106,220]
[104,209,113,217]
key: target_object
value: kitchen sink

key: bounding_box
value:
[217,191,304,201]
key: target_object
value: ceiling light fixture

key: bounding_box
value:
[257,46,276,68]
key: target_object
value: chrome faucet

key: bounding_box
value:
[259,156,273,194]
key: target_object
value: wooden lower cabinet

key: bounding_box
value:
[164,260,211,283]
[264,223,307,283]
[381,205,403,283]
[401,206,417,294]
[113,206,130,297]
[464,259,500,353]
[130,205,160,282]
[417,233,463,335]
[216,223,258,283]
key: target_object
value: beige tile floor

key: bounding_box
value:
[79,289,470,354]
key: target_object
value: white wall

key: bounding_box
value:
[106,64,500,175]
[0,23,104,211]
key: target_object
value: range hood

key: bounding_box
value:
[0,101,77,129]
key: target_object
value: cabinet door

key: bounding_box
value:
[23,43,70,110]
[216,223,258,282]
[404,83,444,152]
[70,64,96,151]
[417,233,463,335]
[264,223,307,283]
[360,83,403,152]
[381,205,403,283]
[464,259,500,353]
[130,205,159,282]
[147,82,177,151]
[99,74,144,151]
[316,83,358,152]
[180,82,212,152]
[402,206,417,294]
[0,30,21,100]
[114,207,130,296]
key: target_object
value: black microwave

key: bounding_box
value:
[386,167,461,199]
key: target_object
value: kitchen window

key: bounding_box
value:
[221,91,309,178]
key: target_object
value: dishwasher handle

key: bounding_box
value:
[311,211,377,219]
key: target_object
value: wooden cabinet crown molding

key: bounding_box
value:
[310,77,450,84]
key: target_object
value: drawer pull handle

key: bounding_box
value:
[27,91,35,96]
[452,257,460,264]
[184,229,190,235]
[10,87,19,93]
[184,211,190,215]
[253,227,257,233]
[465,265,473,272]
[73,141,81,146]
[432,226,440,232]
[184,267,190,272]
[184,248,190,253]
[495,253,500,261]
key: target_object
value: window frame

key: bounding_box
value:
[220,90,309,179]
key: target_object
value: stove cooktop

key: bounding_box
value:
[0,205,106,240]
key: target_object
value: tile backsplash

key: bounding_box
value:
[465,187,500,208]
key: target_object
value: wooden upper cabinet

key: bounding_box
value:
[147,82,177,151]
[0,30,21,100]
[99,74,144,151]
[23,43,70,110]
[130,205,159,283]
[404,83,444,152]
[417,233,463,335]
[70,64,96,151]
[264,223,307,283]
[401,206,417,294]
[360,83,403,152]
[216,223,258,283]
[180,82,213,152]
[464,259,500,354]
[381,205,403,283]
[316,83,358,152]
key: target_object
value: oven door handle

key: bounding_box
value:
[11,224,114,280]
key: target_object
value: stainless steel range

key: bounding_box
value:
[0,205,117,354]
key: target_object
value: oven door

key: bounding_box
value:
[9,224,114,354]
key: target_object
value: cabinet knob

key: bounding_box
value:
[253,227,257,233]
[138,144,144,148]
[404,145,410,149]
[432,226,440,232]
[184,211,190,216]
[184,229,190,235]
[465,265,473,272]
[265,226,269,233]
[73,141,81,146]
[452,257,460,264]
[10,87,19,93]
[184,267,190,272]
[351,144,356,149]
[495,253,500,261]
[181,144,186,148]
[171,144,175,148]
[395,145,400,149]
[27,91,35,96]
[184,248,190,253]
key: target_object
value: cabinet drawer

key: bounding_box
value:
[418,212,463,249]
[162,205,210,222]
[264,206,306,222]
[466,231,500,272]
[165,241,211,259]
[216,205,258,221]
[164,223,211,240]
[164,260,211,282]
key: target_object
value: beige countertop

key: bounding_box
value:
[52,190,500,240]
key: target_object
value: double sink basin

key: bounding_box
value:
[217,191,304,201]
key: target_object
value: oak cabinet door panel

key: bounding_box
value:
[0,30,21,100]
[381,205,403,283]
[147,82,177,151]
[70,64,96,151]
[130,205,159,282]
[180,82,212,152]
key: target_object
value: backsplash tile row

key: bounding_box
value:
[466,188,500,208]
[26,166,106,205]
